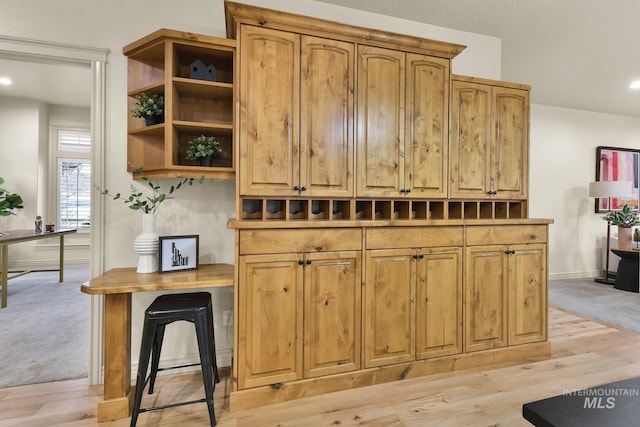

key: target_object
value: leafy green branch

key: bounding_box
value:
[98,169,211,214]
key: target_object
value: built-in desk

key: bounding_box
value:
[0,228,77,308]
[81,263,234,422]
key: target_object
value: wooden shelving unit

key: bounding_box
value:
[124,29,236,180]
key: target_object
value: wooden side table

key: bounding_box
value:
[80,263,234,422]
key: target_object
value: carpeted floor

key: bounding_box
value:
[549,276,640,332]
[0,263,89,389]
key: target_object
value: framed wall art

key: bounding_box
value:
[595,146,640,212]
[159,235,199,273]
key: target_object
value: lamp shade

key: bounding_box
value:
[588,180,633,198]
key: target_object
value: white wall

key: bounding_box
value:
[530,104,640,278]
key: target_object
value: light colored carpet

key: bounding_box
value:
[549,277,640,333]
[0,263,88,388]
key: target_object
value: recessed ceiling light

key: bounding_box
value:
[629,80,640,89]
[0,77,12,86]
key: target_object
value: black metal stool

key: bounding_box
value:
[130,292,220,427]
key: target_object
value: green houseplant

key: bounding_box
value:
[602,204,640,247]
[132,93,164,126]
[602,204,640,228]
[0,177,24,217]
[185,135,223,166]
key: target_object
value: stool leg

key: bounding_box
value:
[130,317,157,427]
[148,324,166,394]
[195,314,216,427]
[206,303,220,384]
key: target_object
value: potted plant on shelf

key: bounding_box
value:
[602,204,640,248]
[132,93,164,126]
[0,177,24,237]
[185,135,223,167]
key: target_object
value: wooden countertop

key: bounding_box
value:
[81,263,234,295]
[227,218,555,229]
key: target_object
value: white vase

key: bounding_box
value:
[134,214,159,273]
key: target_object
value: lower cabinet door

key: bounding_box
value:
[415,247,463,359]
[508,244,547,345]
[237,253,303,389]
[464,245,508,352]
[364,249,415,368]
[303,251,361,377]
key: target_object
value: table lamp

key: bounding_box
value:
[589,180,633,284]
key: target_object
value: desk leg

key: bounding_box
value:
[59,234,64,283]
[97,293,133,422]
[1,244,7,308]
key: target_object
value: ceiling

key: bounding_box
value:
[0,57,91,107]
[316,0,640,119]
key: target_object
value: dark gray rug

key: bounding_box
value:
[0,263,88,388]
[549,277,640,333]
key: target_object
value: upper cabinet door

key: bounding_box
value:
[300,36,355,197]
[449,80,492,198]
[405,54,449,198]
[239,26,300,196]
[356,46,405,197]
[492,87,529,200]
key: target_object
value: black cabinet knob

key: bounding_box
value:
[298,260,304,265]
[301,186,307,191]
[400,188,406,193]
[406,188,411,193]
[418,254,424,259]
[306,259,312,265]
[294,185,299,191]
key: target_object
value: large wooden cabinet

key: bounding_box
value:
[223,1,551,412]
[464,225,547,352]
[124,29,235,179]
[356,47,449,198]
[450,76,529,199]
[238,26,354,197]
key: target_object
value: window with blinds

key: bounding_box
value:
[57,129,91,231]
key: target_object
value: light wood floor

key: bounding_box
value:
[2,306,640,427]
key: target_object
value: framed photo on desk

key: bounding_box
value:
[159,235,199,273]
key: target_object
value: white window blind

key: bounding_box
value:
[57,129,91,230]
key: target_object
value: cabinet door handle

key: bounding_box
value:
[294,185,300,191]
[412,254,418,259]
[298,260,304,265]
[418,254,424,259]
[406,188,411,193]
[306,259,312,265]
[301,186,307,192]
[400,188,406,193]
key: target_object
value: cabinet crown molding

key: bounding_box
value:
[224,1,466,59]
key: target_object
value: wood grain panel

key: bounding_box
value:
[364,249,415,367]
[239,25,300,196]
[238,254,303,389]
[416,247,462,359]
[366,226,462,249]
[405,54,449,198]
[356,45,405,197]
[239,228,361,255]
[466,225,547,246]
[300,36,354,197]
[304,251,361,377]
